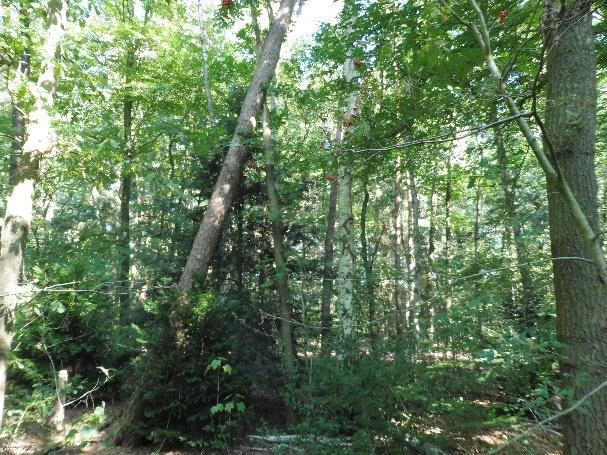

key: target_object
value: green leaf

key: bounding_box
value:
[210,403,224,415]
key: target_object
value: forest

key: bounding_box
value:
[0,0,606,453]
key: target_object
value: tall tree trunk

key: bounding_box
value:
[438,155,452,347]
[393,156,404,337]
[178,0,297,292]
[360,180,382,341]
[0,0,67,429]
[335,128,354,344]
[492,102,537,330]
[10,48,29,187]
[197,0,215,126]
[406,166,424,341]
[119,46,135,322]
[262,99,295,368]
[544,2,607,452]
[454,3,607,450]
[425,182,436,339]
[321,170,338,348]
[335,50,359,347]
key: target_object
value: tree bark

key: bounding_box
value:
[0,0,67,429]
[335,132,355,343]
[178,0,297,292]
[544,2,607,452]
[335,51,359,346]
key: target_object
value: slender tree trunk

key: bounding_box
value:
[425,183,436,339]
[335,50,359,347]
[178,0,297,292]
[360,180,381,341]
[406,166,424,340]
[0,0,67,428]
[335,132,354,344]
[119,47,135,322]
[197,0,215,126]
[492,102,537,330]
[544,3,607,452]
[393,156,404,337]
[321,171,338,348]
[439,156,452,347]
[262,100,295,368]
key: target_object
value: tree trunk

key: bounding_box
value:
[335,51,359,347]
[335,137,354,344]
[321,171,338,348]
[119,46,135,322]
[262,100,295,368]
[393,156,404,337]
[0,0,67,429]
[492,102,537,330]
[197,0,215,126]
[406,166,424,341]
[544,2,607,452]
[360,180,381,341]
[178,0,297,292]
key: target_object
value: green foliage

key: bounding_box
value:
[119,291,283,448]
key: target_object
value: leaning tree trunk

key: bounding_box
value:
[0,0,67,429]
[178,0,297,292]
[544,2,607,453]
[262,99,295,369]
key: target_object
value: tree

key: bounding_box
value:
[0,0,68,428]
[543,1,607,452]
[178,0,298,292]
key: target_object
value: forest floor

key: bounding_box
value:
[4,401,563,454]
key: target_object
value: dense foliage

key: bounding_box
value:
[1,0,606,453]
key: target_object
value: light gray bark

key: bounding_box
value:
[0,0,67,428]
[197,0,215,126]
[335,52,359,344]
